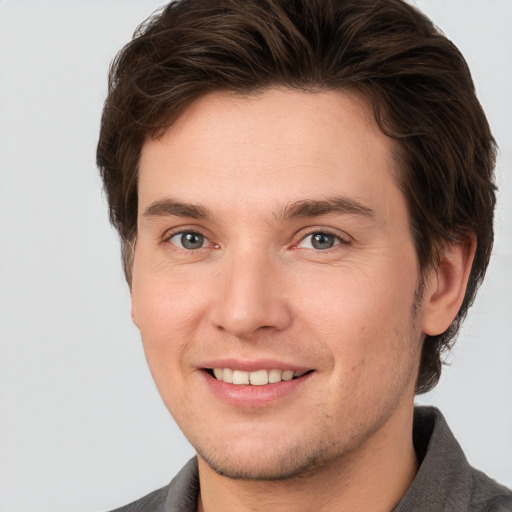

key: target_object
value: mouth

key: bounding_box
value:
[205,368,314,385]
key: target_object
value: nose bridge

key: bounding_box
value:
[210,245,291,338]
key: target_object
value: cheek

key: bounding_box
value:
[296,264,420,377]
[298,267,412,334]
[132,258,207,327]
[131,273,202,374]
[131,278,198,419]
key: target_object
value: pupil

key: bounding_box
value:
[312,233,334,250]
[182,233,204,249]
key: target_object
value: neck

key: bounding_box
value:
[196,402,418,512]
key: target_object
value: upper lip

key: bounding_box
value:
[200,358,312,372]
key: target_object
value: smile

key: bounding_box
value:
[207,368,311,385]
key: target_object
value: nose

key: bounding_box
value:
[209,250,293,339]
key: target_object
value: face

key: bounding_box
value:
[132,89,425,480]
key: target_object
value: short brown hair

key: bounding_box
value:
[97,0,497,393]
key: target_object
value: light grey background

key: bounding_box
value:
[0,1,510,511]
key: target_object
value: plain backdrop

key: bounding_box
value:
[0,1,511,511]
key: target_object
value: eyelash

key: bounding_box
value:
[164,228,350,253]
[294,229,350,251]
[165,230,214,251]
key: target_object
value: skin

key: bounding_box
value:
[131,88,474,512]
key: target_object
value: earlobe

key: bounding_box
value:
[127,241,139,328]
[421,236,476,336]
[130,293,139,329]
[131,305,138,328]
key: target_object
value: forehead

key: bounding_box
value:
[138,88,402,220]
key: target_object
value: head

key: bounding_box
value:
[97,1,495,398]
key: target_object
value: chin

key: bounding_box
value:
[196,437,344,482]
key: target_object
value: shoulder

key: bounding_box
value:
[480,496,512,512]
[395,407,512,512]
[107,485,170,512]
[105,458,199,512]
[469,470,512,512]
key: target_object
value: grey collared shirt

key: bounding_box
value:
[109,407,512,511]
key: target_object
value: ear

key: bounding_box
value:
[421,235,476,336]
[130,295,139,328]
[126,240,139,328]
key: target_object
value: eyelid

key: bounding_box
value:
[161,225,351,251]
[163,223,207,240]
[163,226,216,249]
[294,227,352,250]
[169,232,207,249]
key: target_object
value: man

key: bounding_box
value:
[96,0,511,510]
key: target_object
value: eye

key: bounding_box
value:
[168,231,209,250]
[297,232,343,250]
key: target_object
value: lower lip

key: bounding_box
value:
[202,371,313,407]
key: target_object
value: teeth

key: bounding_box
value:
[282,370,294,381]
[232,370,249,385]
[222,368,234,384]
[211,368,309,385]
[268,369,282,383]
[249,369,268,386]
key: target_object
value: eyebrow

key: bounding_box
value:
[275,197,375,221]
[143,199,213,220]
[142,196,374,222]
